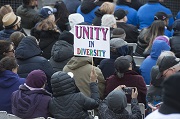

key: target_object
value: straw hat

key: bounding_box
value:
[2,12,21,28]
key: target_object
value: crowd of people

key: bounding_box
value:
[0,0,180,119]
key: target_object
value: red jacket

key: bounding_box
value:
[105,70,147,105]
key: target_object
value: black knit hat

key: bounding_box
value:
[159,73,180,114]
[154,12,172,21]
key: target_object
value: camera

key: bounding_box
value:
[122,87,135,95]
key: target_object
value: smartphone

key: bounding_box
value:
[122,87,135,95]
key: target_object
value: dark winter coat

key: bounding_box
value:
[16,5,43,29]
[49,40,73,72]
[170,31,180,58]
[92,9,106,26]
[105,70,147,105]
[0,70,25,113]
[63,0,81,14]
[31,28,60,59]
[99,89,142,119]
[49,71,100,119]
[12,85,51,119]
[116,22,139,43]
[15,36,54,92]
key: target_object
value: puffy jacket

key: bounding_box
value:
[170,32,180,58]
[49,40,73,72]
[63,56,105,99]
[0,70,25,113]
[49,71,100,119]
[12,85,51,118]
[15,36,54,92]
[16,5,43,29]
[99,89,142,119]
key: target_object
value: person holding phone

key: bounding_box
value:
[99,85,142,119]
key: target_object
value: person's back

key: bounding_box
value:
[63,56,105,99]
[12,70,51,118]
[16,0,42,29]
[15,36,54,92]
[99,86,142,119]
[105,55,147,105]
[49,70,100,119]
[0,56,25,113]
[137,0,174,29]
[77,0,99,24]
[140,39,170,84]
[115,0,138,26]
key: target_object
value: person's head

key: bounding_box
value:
[2,12,21,30]
[111,28,126,40]
[26,70,47,88]
[160,73,180,113]
[114,55,132,78]
[114,9,128,23]
[0,56,19,73]
[99,2,115,14]
[101,14,117,28]
[106,88,127,113]
[68,13,84,31]
[154,35,170,46]
[10,31,25,49]
[145,20,165,51]
[0,40,14,60]
[154,12,173,26]
[0,5,13,25]
[156,55,180,79]
[150,65,164,87]
[23,0,38,8]
[51,71,79,97]
[172,19,180,32]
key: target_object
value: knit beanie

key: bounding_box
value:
[154,35,170,46]
[26,70,47,88]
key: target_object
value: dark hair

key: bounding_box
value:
[0,56,18,72]
[0,40,14,60]
[144,20,165,51]
[23,0,31,5]
[10,31,25,49]
[54,1,70,31]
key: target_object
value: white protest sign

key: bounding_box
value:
[74,25,110,58]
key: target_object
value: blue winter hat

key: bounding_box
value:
[39,6,57,19]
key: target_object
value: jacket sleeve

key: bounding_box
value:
[129,98,142,119]
[82,82,100,110]
[95,67,105,99]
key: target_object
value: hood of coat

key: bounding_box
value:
[65,56,92,70]
[0,70,19,88]
[150,40,170,59]
[51,40,73,62]
[15,36,42,59]
[12,85,51,118]
[51,71,80,97]
[106,89,127,113]
[81,0,98,14]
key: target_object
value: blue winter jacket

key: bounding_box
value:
[0,70,25,113]
[140,40,170,84]
[115,5,138,26]
[137,2,174,29]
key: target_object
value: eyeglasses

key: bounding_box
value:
[8,49,15,53]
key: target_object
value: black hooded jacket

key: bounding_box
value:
[15,36,54,92]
